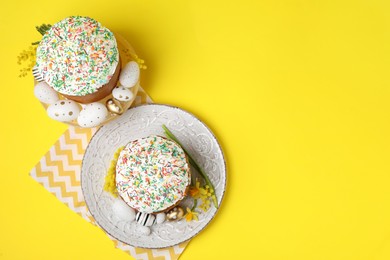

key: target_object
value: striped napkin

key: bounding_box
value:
[30,87,189,260]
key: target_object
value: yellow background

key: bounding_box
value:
[1,0,390,259]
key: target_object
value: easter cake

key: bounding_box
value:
[34,16,120,104]
[32,16,143,128]
[116,135,191,214]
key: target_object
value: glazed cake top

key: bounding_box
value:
[116,135,191,213]
[35,16,119,96]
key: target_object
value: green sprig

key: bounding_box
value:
[162,124,218,207]
[191,198,198,211]
[35,24,52,36]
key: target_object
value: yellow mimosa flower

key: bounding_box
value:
[185,207,198,222]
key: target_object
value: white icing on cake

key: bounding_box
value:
[116,136,191,213]
[35,16,119,97]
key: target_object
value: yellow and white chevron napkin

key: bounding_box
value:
[29,87,189,260]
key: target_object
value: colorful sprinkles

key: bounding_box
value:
[116,136,191,213]
[35,16,119,96]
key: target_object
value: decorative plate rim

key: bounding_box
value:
[81,103,227,249]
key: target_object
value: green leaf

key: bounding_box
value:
[162,124,218,208]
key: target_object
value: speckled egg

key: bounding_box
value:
[166,206,185,221]
[106,99,124,115]
[47,100,80,122]
[112,199,136,222]
[77,102,108,128]
[119,61,140,88]
[112,86,134,102]
[34,82,59,104]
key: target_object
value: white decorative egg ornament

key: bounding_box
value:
[119,61,140,88]
[112,86,134,102]
[137,226,151,236]
[34,82,59,104]
[155,213,166,224]
[112,199,136,222]
[77,102,108,128]
[47,100,80,122]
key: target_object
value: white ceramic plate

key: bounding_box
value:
[81,104,227,248]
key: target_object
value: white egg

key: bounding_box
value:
[112,199,136,222]
[112,86,134,102]
[155,213,166,224]
[137,226,151,236]
[119,61,140,88]
[47,100,80,122]
[77,102,108,128]
[34,82,59,104]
